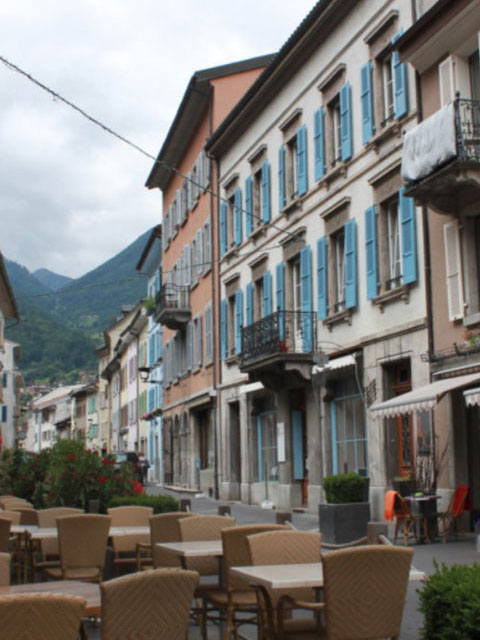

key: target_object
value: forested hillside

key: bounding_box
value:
[33,268,73,291]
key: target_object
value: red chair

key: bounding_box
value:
[435,485,471,543]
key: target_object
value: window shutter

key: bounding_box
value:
[180,187,186,225]
[234,187,243,246]
[291,410,304,480]
[276,262,285,339]
[443,220,464,321]
[340,82,353,162]
[245,176,253,235]
[197,152,204,190]
[220,299,227,360]
[205,305,213,362]
[196,228,204,276]
[187,322,193,371]
[317,237,328,319]
[2,373,6,388]
[344,219,357,309]
[187,172,193,211]
[297,125,308,196]
[365,206,378,299]
[204,153,210,189]
[184,244,191,287]
[314,107,326,180]
[278,146,286,210]
[149,335,155,367]
[263,271,272,316]
[235,289,244,355]
[361,61,375,144]
[246,282,253,326]
[399,188,417,284]
[261,161,271,223]
[196,317,203,367]
[300,245,313,352]
[392,31,408,119]
[220,203,227,256]
[204,219,212,268]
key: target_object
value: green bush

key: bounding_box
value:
[418,562,480,639]
[108,494,179,513]
[323,472,367,503]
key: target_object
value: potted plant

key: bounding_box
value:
[319,472,370,544]
[143,296,156,316]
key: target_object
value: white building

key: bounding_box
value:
[27,385,82,452]
[0,339,22,449]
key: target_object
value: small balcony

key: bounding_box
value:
[402,98,480,215]
[240,310,317,387]
[154,283,191,330]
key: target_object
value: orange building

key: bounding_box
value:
[146,56,273,495]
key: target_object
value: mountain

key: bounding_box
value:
[33,268,73,291]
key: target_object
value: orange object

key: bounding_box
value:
[384,490,397,521]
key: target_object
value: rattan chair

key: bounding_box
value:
[0,593,86,640]
[247,530,323,639]
[100,568,199,640]
[0,551,10,585]
[277,545,414,640]
[137,511,194,570]
[32,507,84,579]
[44,514,111,583]
[435,485,471,543]
[393,493,430,545]
[11,508,38,526]
[107,505,153,574]
[202,524,290,640]
[0,518,11,553]
[0,511,21,525]
[0,498,33,510]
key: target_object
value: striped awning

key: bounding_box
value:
[370,372,480,419]
[312,354,356,375]
[464,386,480,407]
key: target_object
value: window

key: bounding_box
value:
[252,167,263,229]
[246,162,270,235]
[370,32,408,129]
[446,216,480,321]
[254,410,278,482]
[220,192,236,254]
[226,293,243,358]
[331,377,367,475]
[203,219,212,271]
[381,52,395,124]
[385,197,402,290]
[332,228,346,312]
[322,81,352,169]
[193,315,202,369]
[330,96,342,166]
[204,303,213,364]
[279,125,308,206]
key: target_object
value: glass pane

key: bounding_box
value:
[346,441,356,473]
[345,399,355,441]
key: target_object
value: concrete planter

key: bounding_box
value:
[319,502,371,544]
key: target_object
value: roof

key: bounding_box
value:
[145,54,276,192]
[0,253,18,320]
[206,0,357,156]
[136,224,162,272]
[32,384,83,411]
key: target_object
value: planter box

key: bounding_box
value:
[319,502,371,545]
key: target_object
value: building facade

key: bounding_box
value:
[0,253,19,450]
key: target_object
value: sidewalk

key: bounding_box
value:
[148,484,479,639]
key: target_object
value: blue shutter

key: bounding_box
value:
[276,262,285,340]
[234,187,243,246]
[246,282,253,326]
[291,410,304,481]
[365,206,378,299]
[300,245,313,352]
[261,161,271,223]
[314,107,326,180]
[1,406,6,422]
[263,271,272,317]
[2,373,6,388]
[340,82,353,162]
[149,335,155,367]
[361,61,375,144]
[400,188,417,284]
[245,176,253,236]
[297,125,308,196]
[235,289,244,355]
[220,202,227,256]
[317,237,328,320]
[392,31,408,119]
[344,219,357,309]
[220,299,227,360]
[278,145,286,210]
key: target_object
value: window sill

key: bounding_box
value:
[225,354,240,366]
[372,284,410,312]
[323,308,353,330]
[366,120,402,152]
[282,198,303,216]
[319,162,348,189]
[250,225,267,242]
[223,246,240,262]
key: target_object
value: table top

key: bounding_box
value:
[10,525,38,535]
[230,563,426,590]
[30,525,150,540]
[0,580,100,616]
[404,495,440,502]
[156,540,223,557]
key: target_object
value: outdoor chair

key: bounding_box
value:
[247,529,323,639]
[0,511,21,526]
[0,498,33,510]
[385,491,430,545]
[137,511,194,570]
[435,484,471,543]
[44,513,111,583]
[107,505,153,574]
[0,593,86,640]
[100,568,198,640]
[33,507,84,580]
[277,544,413,639]
[0,551,11,585]
[201,524,290,640]
[11,508,38,526]
[0,518,11,553]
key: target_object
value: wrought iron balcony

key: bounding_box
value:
[402,97,480,215]
[154,283,191,330]
[240,310,317,385]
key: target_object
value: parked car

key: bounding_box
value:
[112,451,143,483]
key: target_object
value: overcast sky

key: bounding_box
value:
[0,1,315,279]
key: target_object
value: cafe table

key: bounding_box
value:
[30,526,150,541]
[404,495,440,540]
[155,540,223,568]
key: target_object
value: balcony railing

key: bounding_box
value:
[241,310,317,364]
[456,98,480,162]
[154,283,190,329]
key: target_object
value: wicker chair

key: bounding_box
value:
[435,485,471,543]
[137,511,194,570]
[44,514,111,583]
[393,493,430,545]
[277,545,414,640]
[247,530,323,639]
[0,551,10,585]
[107,505,153,574]
[0,498,33,510]
[0,593,86,640]
[202,524,290,640]
[0,518,11,553]
[11,508,38,526]
[33,507,84,580]
[0,511,21,525]
[100,568,199,640]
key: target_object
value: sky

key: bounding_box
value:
[0,1,316,279]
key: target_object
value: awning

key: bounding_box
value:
[464,386,480,407]
[370,372,480,419]
[312,354,356,375]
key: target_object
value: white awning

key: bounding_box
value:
[464,386,480,407]
[312,354,356,375]
[239,382,264,395]
[370,372,480,419]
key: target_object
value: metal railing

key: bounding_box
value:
[155,283,190,312]
[456,97,480,162]
[241,310,317,363]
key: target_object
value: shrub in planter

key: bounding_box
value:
[418,562,480,639]
[320,472,370,544]
[323,472,368,503]
[108,494,179,513]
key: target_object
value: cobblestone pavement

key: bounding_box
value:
[86,485,479,639]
